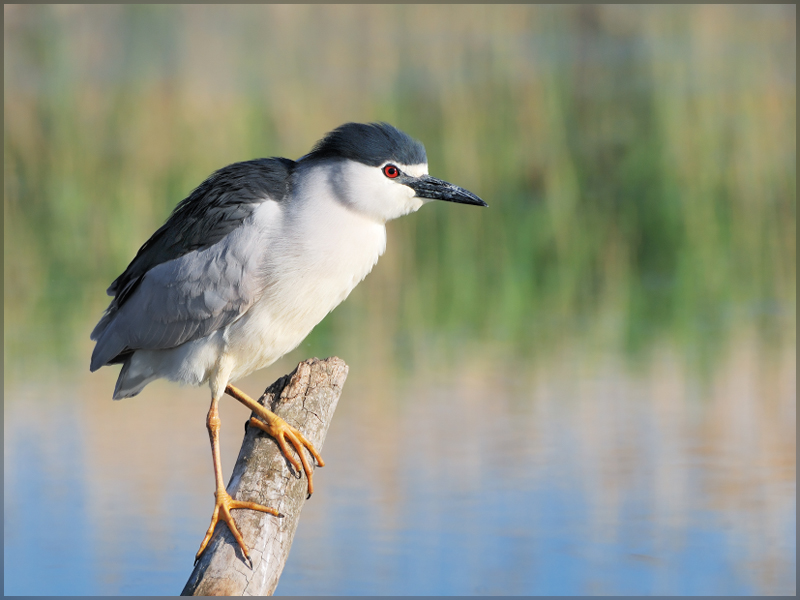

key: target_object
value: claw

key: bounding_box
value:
[248,415,323,497]
[224,384,324,504]
[195,489,281,561]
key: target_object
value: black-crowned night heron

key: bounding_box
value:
[90,122,486,561]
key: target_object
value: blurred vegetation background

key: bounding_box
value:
[4,4,796,383]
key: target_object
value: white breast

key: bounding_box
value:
[224,175,387,381]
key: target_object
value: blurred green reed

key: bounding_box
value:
[4,5,795,380]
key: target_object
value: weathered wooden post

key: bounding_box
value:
[182,357,348,596]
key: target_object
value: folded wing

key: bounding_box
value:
[90,157,294,371]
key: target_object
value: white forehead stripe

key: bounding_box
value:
[386,162,428,177]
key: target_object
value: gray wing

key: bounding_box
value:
[105,157,294,308]
[90,157,294,371]
[90,231,264,371]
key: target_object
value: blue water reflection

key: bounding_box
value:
[4,339,796,595]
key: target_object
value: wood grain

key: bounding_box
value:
[182,357,348,596]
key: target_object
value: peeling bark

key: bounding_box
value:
[182,357,348,596]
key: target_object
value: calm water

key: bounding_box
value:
[4,333,795,595]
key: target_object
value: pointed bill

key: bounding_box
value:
[405,175,487,206]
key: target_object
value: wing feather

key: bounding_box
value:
[90,231,261,371]
[90,157,294,371]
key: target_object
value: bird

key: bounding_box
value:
[90,121,486,562]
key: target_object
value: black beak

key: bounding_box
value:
[404,174,487,207]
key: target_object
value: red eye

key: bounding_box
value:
[383,165,400,178]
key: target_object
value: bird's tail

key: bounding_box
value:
[113,355,158,399]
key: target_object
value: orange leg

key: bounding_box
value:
[225,384,324,498]
[195,395,282,561]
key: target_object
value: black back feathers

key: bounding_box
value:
[103,158,294,310]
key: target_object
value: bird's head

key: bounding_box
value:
[299,122,487,223]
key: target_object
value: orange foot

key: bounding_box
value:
[225,384,325,499]
[195,489,282,561]
[248,413,325,498]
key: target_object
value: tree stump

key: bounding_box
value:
[182,357,348,596]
